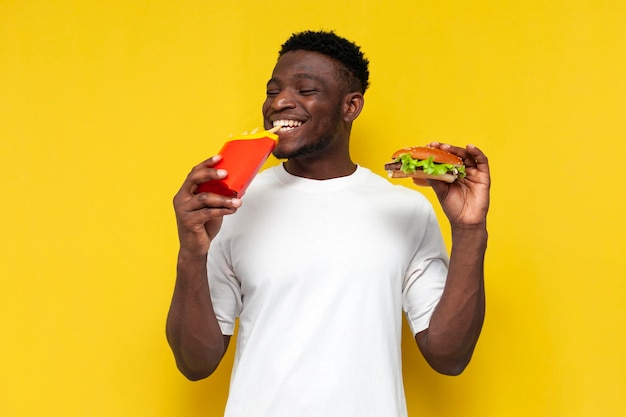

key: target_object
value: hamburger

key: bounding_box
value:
[385,146,466,186]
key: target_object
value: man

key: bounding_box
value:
[167,31,490,417]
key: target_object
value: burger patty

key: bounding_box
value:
[384,162,402,171]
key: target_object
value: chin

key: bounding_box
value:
[272,137,305,160]
[273,135,334,160]
[272,147,298,160]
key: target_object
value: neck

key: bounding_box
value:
[283,158,357,180]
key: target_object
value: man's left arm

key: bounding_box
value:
[414,143,490,376]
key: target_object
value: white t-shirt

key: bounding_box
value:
[208,164,448,417]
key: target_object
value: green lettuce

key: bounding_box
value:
[396,153,466,178]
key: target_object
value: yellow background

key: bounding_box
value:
[2,1,625,416]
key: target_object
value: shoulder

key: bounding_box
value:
[355,167,432,205]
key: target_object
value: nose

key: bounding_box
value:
[270,89,296,111]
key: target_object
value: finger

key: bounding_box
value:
[197,192,242,210]
[181,205,239,226]
[181,155,227,196]
[176,207,235,247]
[428,142,470,159]
[433,143,484,169]
[466,144,488,164]
[412,178,430,187]
[428,178,451,201]
[465,144,490,174]
[183,192,242,213]
[174,183,242,221]
[175,195,241,238]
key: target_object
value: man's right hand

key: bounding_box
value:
[173,155,242,256]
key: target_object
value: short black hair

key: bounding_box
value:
[278,30,370,94]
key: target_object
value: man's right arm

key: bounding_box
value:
[166,251,231,380]
[166,156,241,380]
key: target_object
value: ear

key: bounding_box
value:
[342,92,364,123]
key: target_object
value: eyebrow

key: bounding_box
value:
[266,73,320,86]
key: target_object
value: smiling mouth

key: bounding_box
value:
[272,119,303,132]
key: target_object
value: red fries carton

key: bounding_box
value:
[197,129,278,198]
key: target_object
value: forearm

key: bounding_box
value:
[166,251,227,380]
[416,225,487,375]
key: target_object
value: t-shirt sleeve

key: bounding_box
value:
[207,235,242,336]
[402,209,449,335]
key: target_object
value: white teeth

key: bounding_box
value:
[272,119,303,130]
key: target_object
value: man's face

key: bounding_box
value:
[263,50,348,160]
